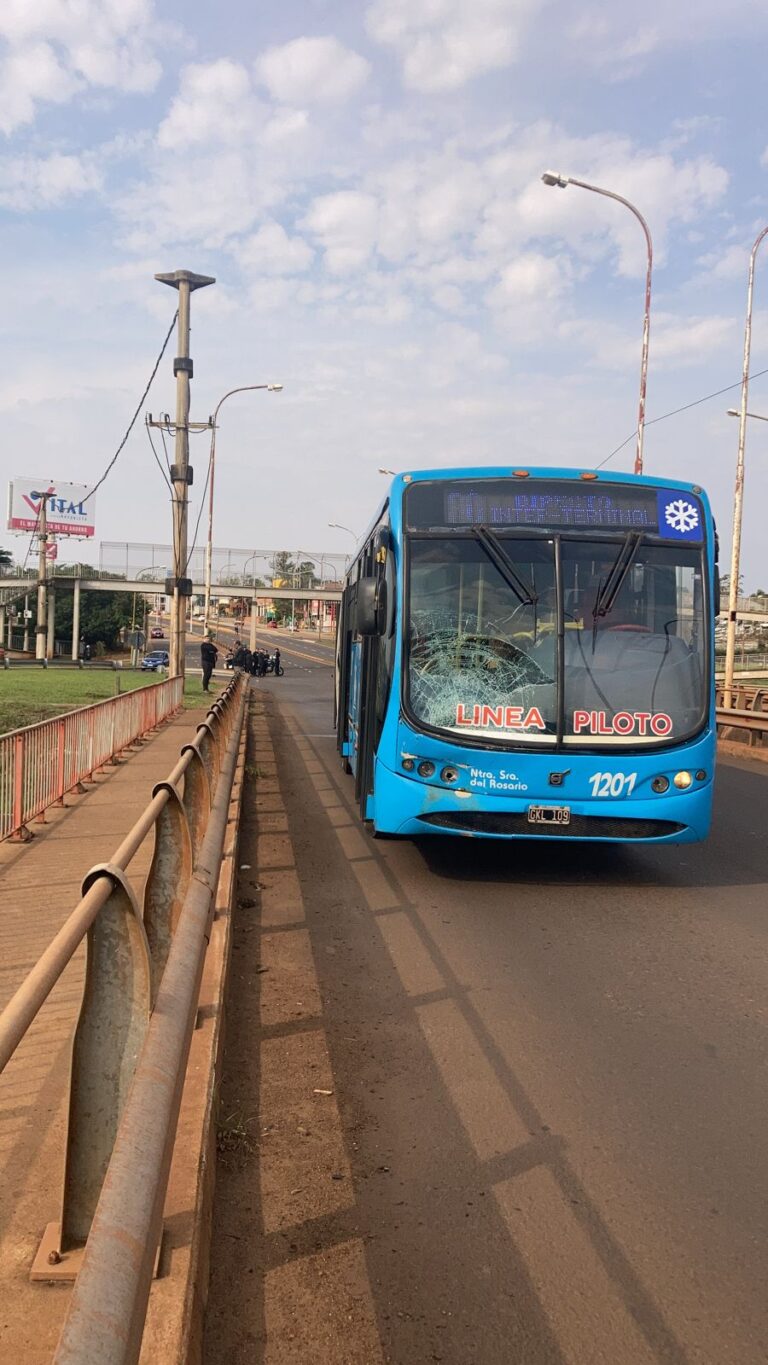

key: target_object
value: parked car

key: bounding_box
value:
[266,619,278,628]
[141,650,169,671]
[150,626,164,639]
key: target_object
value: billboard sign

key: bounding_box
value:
[7,478,95,538]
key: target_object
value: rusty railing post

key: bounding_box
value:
[143,784,193,1004]
[32,865,151,1281]
[181,745,211,855]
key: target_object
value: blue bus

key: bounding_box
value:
[335,468,718,843]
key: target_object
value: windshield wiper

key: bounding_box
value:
[591,531,643,651]
[473,526,538,607]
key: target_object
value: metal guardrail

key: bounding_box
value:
[716,684,768,742]
[1,657,123,670]
[0,672,247,1364]
[0,676,184,841]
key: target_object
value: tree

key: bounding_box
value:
[719,572,744,598]
[296,559,317,589]
[27,566,148,651]
[270,551,296,586]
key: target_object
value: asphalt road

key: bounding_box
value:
[206,657,768,1365]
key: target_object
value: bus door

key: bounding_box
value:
[354,626,379,820]
[335,582,355,764]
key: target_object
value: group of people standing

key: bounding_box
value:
[230,642,280,676]
[200,636,282,692]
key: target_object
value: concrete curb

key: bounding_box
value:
[717,737,768,765]
[139,695,249,1365]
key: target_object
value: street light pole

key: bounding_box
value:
[723,226,768,708]
[203,384,283,636]
[542,171,653,476]
[328,522,357,541]
[155,269,215,679]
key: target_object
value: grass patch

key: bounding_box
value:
[0,665,229,734]
[0,667,164,734]
[182,674,229,709]
[216,1108,258,1163]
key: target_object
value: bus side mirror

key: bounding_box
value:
[357,577,387,636]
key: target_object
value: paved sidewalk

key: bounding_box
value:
[0,700,210,1362]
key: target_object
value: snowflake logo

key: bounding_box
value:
[664,498,699,533]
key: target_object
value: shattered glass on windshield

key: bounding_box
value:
[407,539,558,741]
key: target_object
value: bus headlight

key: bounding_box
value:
[418,760,435,778]
[651,775,669,793]
[402,758,415,772]
[440,766,459,784]
[673,771,693,789]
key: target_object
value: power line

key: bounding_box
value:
[595,364,768,470]
[83,311,178,503]
[185,447,212,574]
[145,422,172,493]
[159,423,172,471]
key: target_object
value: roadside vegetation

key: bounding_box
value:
[0,669,181,734]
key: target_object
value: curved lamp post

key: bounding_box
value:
[542,171,653,477]
[722,226,768,708]
[328,522,357,540]
[203,383,283,634]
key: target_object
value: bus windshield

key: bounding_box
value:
[406,535,707,747]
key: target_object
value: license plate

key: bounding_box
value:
[527,804,571,826]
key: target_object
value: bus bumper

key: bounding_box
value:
[372,759,712,843]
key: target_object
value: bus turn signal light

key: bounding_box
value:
[651,775,669,793]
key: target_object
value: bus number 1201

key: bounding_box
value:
[589,771,637,798]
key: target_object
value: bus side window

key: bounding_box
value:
[375,540,397,736]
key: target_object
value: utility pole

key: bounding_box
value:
[153,270,215,678]
[35,493,49,661]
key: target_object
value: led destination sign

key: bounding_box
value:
[406,479,704,540]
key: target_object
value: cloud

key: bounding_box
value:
[157,59,257,148]
[487,252,568,308]
[0,0,162,132]
[695,242,747,282]
[561,312,736,371]
[366,0,540,92]
[0,151,102,209]
[566,1,768,80]
[0,41,78,134]
[301,191,380,274]
[255,36,370,105]
[237,221,314,276]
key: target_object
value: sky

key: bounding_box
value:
[2,0,768,585]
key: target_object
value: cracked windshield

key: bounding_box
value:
[407,537,706,746]
[408,537,557,742]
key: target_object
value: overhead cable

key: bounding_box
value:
[83,311,178,503]
[596,365,768,469]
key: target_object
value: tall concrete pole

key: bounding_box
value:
[723,225,768,707]
[249,591,258,653]
[35,494,48,661]
[46,585,55,660]
[22,595,29,654]
[155,270,215,679]
[71,578,81,660]
[203,384,282,635]
[203,416,217,637]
